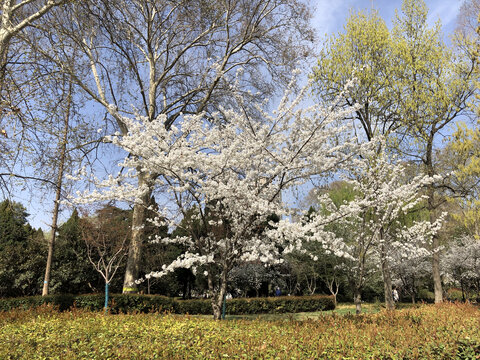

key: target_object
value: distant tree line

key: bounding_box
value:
[1,186,478,307]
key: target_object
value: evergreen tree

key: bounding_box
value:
[51,209,101,294]
[0,199,45,297]
[0,200,29,249]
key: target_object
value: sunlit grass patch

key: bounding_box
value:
[0,302,479,359]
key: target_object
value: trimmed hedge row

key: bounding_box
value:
[225,295,335,314]
[0,294,335,314]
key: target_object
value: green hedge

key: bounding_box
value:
[174,298,212,315]
[225,295,335,314]
[0,294,76,311]
[417,289,435,303]
[0,294,335,315]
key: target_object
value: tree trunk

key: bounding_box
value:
[327,278,339,307]
[354,288,362,315]
[42,81,72,296]
[0,32,11,91]
[426,138,443,303]
[380,239,394,310]
[411,275,417,304]
[104,281,110,312]
[208,264,228,320]
[432,243,443,303]
[212,296,223,320]
[382,270,394,310]
[353,251,367,315]
[42,234,55,296]
[122,171,152,294]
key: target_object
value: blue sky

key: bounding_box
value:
[24,0,466,231]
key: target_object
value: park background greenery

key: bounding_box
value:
[1,0,480,311]
[1,0,480,357]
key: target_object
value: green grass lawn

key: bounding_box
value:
[0,302,475,359]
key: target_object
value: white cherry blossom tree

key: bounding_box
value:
[276,144,444,313]
[442,236,480,301]
[340,148,443,312]
[391,252,431,303]
[73,78,361,319]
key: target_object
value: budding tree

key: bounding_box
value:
[33,0,315,294]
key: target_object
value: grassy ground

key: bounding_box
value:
[1,302,474,359]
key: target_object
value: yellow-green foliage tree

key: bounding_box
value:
[445,123,480,238]
[443,9,480,239]
[392,0,476,304]
[312,0,476,303]
[312,10,398,142]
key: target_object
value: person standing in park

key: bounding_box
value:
[393,287,399,303]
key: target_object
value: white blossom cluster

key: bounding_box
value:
[77,75,362,283]
[338,144,443,262]
[442,236,480,288]
[271,142,445,294]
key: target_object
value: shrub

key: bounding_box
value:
[446,288,464,302]
[225,295,335,314]
[417,288,435,303]
[109,294,175,313]
[174,298,212,315]
[72,294,105,311]
[0,294,335,315]
[0,294,74,311]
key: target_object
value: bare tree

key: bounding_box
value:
[456,0,480,39]
[41,78,72,296]
[2,37,101,295]
[0,0,66,83]
[31,0,315,293]
[81,205,130,309]
[0,0,68,195]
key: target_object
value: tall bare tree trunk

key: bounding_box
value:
[42,81,72,296]
[122,171,152,294]
[381,250,394,310]
[426,137,443,303]
[432,233,443,303]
